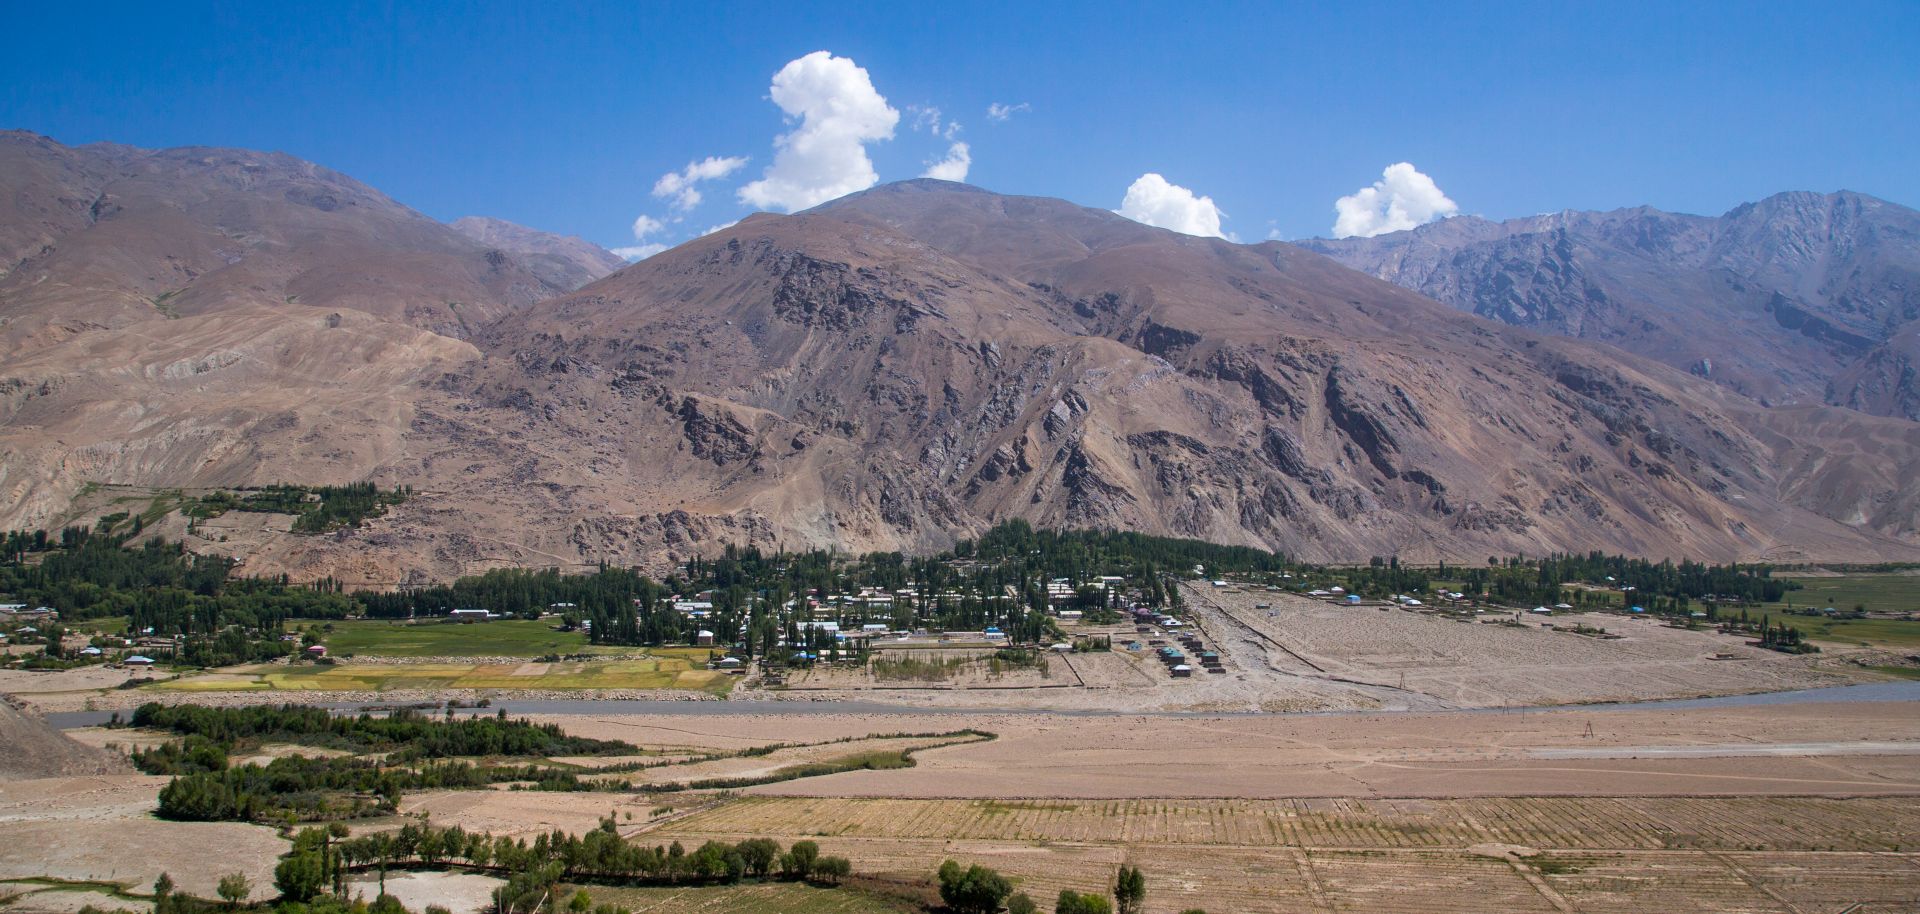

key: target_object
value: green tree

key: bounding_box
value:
[216,872,251,908]
[1056,889,1111,914]
[275,851,326,902]
[1008,893,1038,914]
[1114,865,1146,914]
[785,840,819,878]
[938,860,1013,914]
[736,838,781,877]
[812,856,851,884]
[568,890,592,913]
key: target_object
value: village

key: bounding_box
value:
[3,529,1918,914]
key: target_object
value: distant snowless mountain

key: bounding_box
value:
[2,130,1917,582]
[1299,193,1920,421]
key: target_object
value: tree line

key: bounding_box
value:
[128,703,636,760]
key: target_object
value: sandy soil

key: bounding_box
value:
[520,701,1920,800]
[345,870,502,914]
[0,667,159,697]
[583,733,986,787]
[1185,586,1854,708]
[1,888,142,913]
[0,776,284,901]
[10,685,724,714]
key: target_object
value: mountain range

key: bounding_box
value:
[2,130,1916,583]
[1301,192,1920,420]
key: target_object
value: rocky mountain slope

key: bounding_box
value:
[0,131,580,539]
[3,137,1918,580]
[408,181,1919,574]
[449,215,624,293]
[1298,192,1920,419]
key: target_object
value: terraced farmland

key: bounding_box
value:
[659,796,1920,852]
[635,796,1920,914]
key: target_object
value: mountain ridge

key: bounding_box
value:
[2,136,1917,582]
[1298,190,1920,418]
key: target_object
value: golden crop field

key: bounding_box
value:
[148,656,732,693]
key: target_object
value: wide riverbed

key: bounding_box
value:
[46,679,1920,729]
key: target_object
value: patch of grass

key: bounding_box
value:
[320,618,601,657]
[871,654,971,681]
[975,799,1077,815]
[0,876,149,902]
[580,879,920,914]
[1860,664,1920,680]
[1528,854,1593,875]
[150,289,182,318]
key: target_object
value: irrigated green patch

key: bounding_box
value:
[320,618,604,657]
[1754,573,1920,648]
[1768,573,1920,616]
[1758,615,1920,650]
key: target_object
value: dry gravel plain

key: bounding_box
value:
[389,699,1920,913]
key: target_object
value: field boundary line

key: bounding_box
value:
[1706,850,1809,914]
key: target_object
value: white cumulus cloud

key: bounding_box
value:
[652,156,749,212]
[701,220,739,236]
[631,214,666,238]
[612,243,669,261]
[921,142,971,182]
[1116,173,1228,239]
[1331,162,1459,238]
[738,51,900,212]
[986,101,1030,122]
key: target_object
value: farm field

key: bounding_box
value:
[0,776,283,903]
[1784,616,1920,650]
[578,881,920,914]
[145,657,733,694]
[317,618,603,657]
[1767,571,1920,617]
[632,795,1920,914]
[664,795,1920,851]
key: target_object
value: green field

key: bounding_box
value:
[149,654,733,694]
[317,618,602,657]
[576,881,918,914]
[1777,617,1920,650]
[1762,573,1920,648]
[1770,573,1920,615]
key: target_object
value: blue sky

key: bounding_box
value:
[4,1,1916,251]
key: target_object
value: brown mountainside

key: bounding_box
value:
[414,181,1920,574]
[3,143,1918,580]
[0,130,578,350]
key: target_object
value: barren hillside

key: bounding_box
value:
[3,139,1918,579]
[1300,192,1920,419]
